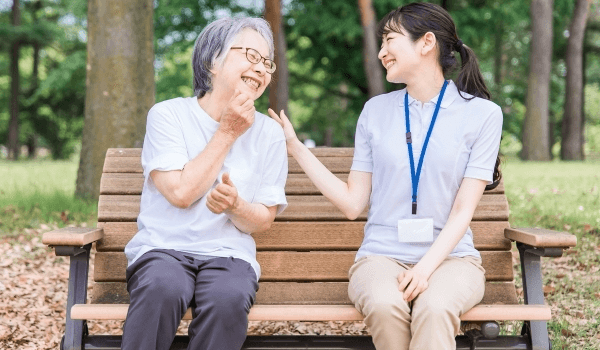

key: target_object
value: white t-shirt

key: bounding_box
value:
[124,97,288,279]
[351,80,503,264]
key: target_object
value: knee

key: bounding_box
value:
[417,297,454,319]
[204,278,255,317]
[364,297,407,320]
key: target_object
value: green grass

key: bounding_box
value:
[502,158,600,238]
[0,158,97,235]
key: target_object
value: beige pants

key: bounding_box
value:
[348,255,485,350]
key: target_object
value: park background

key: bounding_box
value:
[1,0,599,349]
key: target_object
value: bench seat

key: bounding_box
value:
[71,304,551,322]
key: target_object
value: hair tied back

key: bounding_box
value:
[454,39,463,52]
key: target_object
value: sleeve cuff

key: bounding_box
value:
[143,152,189,179]
[254,186,288,215]
[351,160,373,173]
[464,166,493,184]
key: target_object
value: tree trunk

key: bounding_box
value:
[28,0,42,159]
[358,0,385,98]
[561,0,592,160]
[493,20,503,97]
[8,0,21,160]
[75,0,154,200]
[521,0,553,161]
[265,0,290,117]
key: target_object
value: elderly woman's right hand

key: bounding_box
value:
[219,90,255,139]
[268,108,298,144]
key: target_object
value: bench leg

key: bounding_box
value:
[56,245,91,350]
[517,243,551,350]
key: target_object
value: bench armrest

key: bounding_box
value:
[504,227,576,250]
[42,227,104,247]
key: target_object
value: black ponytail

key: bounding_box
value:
[377,2,501,190]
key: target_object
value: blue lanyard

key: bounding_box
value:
[405,80,449,215]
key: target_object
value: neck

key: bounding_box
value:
[405,66,446,103]
[198,89,228,122]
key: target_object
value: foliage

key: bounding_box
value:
[1,0,600,157]
[0,0,88,159]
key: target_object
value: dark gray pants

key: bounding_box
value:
[121,249,258,350]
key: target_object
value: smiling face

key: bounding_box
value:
[211,29,272,101]
[378,25,422,84]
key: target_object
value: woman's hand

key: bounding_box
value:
[219,90,255,139]
[206,173,240,214]
[397,267,430,302]
[268,108,298,143]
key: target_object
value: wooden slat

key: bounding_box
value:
[288,157,353,174]
[42,227,104,247]
[72,303,551,322]
[505,227,577,248]
[105,148,354,158]
[94,251,513,283]
[96,221,511,252]
[103,156,354,174]
[92,280,517,305]
[100,173,144,195]
[99,173,352,196]
[98,193,508,222]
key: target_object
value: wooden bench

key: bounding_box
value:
[43,147,577,350]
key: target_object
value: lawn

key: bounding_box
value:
[0,157,599,348]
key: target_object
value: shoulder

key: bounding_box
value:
[363,90,402,110]
[148,97,191,120]
[253,111,286,143]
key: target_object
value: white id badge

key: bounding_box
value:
[397,218,434,244]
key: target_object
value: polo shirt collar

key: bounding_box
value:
[398,80,459,109]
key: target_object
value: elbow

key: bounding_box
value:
[344,207,362,221]
[169,188,195,209]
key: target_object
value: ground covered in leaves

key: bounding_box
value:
[1,225,599,349]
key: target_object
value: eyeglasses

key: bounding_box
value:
[230,47,276,74]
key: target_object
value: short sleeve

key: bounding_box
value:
[464,105,503,183]
[254,125,288,215]
[351,108,373,173]
[141,104,190,180]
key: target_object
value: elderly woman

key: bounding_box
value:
[122,17,287,350]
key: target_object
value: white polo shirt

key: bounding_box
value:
[351,80,503,264]
[124,97,288,279]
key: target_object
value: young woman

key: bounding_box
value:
[269,3,502,349]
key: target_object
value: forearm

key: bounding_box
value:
[415,210,472,277]
[287,139,367,219]
[227,199,275,233]
[174,131,236,206]
[415,178,487,278]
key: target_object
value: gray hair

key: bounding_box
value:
[192,17,274,97]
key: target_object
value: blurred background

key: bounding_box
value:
[0,0,599,200]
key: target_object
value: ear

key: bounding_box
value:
[420,32,437,56]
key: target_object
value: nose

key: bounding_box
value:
[378,47,386,61]
[253,60,267,76]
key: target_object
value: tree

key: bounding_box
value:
[521,0,553,161]
[8,0,20,160]
[358,0,385,98]
[265,0,290,116]
[75,0,155,199]
[561,0,592,160]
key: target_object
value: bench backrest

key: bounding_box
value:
[92,148,517,306]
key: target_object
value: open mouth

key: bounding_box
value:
[384,59,396,70]
[242,77,261,90]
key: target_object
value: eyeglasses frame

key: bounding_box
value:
[230,46,276,74]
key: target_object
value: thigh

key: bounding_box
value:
[126,249,196,302]
[348,255,410,313]
[193,257,258,312]
[413,256,486,315]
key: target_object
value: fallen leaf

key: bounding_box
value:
[561,328,576,337]
[583,224,592,233]
[555,273,566,278]
[543,285,555,295]
[60,212,68,224]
